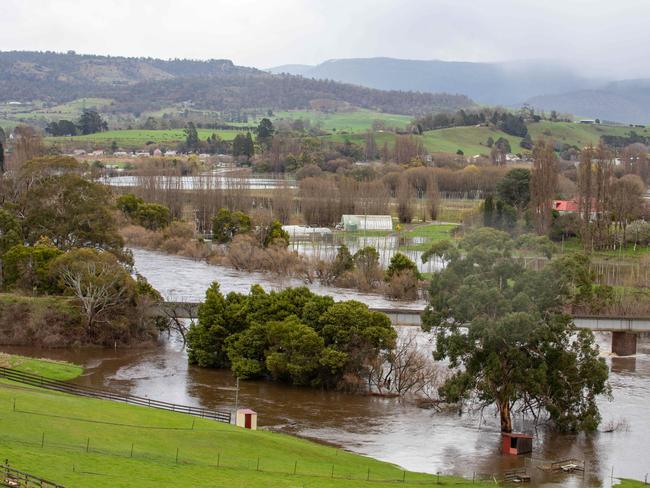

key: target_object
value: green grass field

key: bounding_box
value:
[46,128,241,147]
[0,355,487,488]
[559,237,650,258]
[422,126,522,156]
[0,353,82,381]
[401,223,459,251]
[272,109,412,132]
[528,121,649,148]
[614,479,650,487]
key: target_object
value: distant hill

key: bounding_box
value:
[0,51,474,116]
[269,57,597,106]
[527,79,650,124]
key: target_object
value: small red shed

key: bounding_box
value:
[501,432,533,455]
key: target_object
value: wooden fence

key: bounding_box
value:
[0,367,231,423]
[2,461,65,488]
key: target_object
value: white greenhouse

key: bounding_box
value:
[340,215,393,231]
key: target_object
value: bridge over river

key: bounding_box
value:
[160,302,650,356]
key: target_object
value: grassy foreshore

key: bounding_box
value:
[0,354,490,487]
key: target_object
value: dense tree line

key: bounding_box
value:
[413,108,529,138]
[45,109,108,136]
[0,155,166,346]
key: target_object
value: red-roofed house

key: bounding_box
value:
[553,199,599,220]
[553,199,580,214]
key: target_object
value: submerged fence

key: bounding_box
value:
[0,367,231,423]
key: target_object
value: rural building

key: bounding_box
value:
[153,148,162,156]
[282,225,332,238]
[553,199,600,220]
[501,432,533,455]
[553,199,579,215]
[341,214,393,231]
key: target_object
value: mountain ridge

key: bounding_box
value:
[0,51,474,116]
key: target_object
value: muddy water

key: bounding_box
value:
[4,249,650,486]
[131,248,427,309]
[103,174,297,190]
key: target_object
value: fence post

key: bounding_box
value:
[130,443,134,458]
[192,418,195,430]
[176,448,179,464]
[403,470,406,482]
[12,398,15,412]
[331,464,334,479]
[217,453,220,467]
[367,468,370,481]
[293,460,297,475]
[41,432,45,448]
[256,456,260,471]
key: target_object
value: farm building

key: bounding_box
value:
[341,215,393,231]
[282,225,332,238]
[553,199,579,215]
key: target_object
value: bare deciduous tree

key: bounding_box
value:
[530,139,558,235]
[54,250,131,332]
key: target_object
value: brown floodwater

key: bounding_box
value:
[3,249,649,487]
[3,334,649,487]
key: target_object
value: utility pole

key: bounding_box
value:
[234,377,240,413]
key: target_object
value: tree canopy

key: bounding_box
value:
[496,168,531,211]
[421,228,609,433]
[187,283,396,388]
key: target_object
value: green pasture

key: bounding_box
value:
[0,354,488,488]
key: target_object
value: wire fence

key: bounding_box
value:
[0,367,231,423]
[0,431,496,486]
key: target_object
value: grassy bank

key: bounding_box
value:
[0,355,488,487]
[0,353,82,380]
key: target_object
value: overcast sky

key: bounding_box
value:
[2,0,650,77]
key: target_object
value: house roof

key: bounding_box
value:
[553,200,579,212]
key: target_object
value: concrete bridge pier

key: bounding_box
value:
[612,331,637,356]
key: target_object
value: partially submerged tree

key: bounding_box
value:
[421,228,609,433]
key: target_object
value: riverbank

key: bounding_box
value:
[0,354,487,487]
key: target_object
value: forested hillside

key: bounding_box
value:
[0,51,474,115]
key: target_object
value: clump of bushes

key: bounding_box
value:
[186,282,396,389]
[117,194,170,230]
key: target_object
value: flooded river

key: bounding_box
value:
[3,249,649,486]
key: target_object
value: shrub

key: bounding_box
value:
[2,241,63,293]
[386,252,422,280]
[135,203,170,230]
[386,270,420,300]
